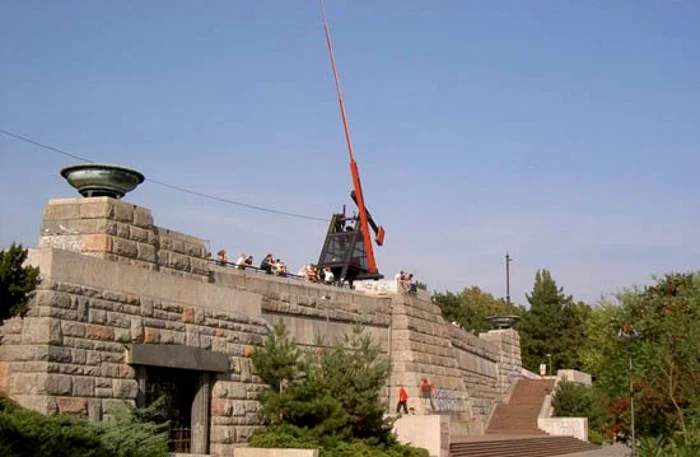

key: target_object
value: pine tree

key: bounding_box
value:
[0,243,40,323]
[250,322,394,447]
[518,270,588,373]
[433,286,522,334]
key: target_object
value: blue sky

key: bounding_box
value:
[1,1,699,305]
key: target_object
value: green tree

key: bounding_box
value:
[0,243,40,323]
[551,381,611,444]
[249,322,429,457]
[250,321,302,394]
[582,273,700,449]
[618,273,700,441]
[433,286,520,334]
[251,322,394,448]
[517,269,589,372]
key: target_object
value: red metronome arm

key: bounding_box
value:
[320,0,381,275]
[349,161,379,274]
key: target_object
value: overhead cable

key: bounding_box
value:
[0,127,329,222]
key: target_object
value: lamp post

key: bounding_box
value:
[616,326,641,457]
[546,353,552,377]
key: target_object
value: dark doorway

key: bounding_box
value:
[145,366,199,453]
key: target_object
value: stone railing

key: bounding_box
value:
[557,369,592,386]
[538,417,589,442]
[354,279,431,300]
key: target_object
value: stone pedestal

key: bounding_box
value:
[38,197,209,280]
[478,329,522,398]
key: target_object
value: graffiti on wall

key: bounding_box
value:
[432,390,467,413]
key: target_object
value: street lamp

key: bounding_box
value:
[546,353,553,377]
[616,326,641,457]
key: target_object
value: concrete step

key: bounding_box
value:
[486,379,555,435]
[451,436,600,457]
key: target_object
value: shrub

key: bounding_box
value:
[0,396,168,457]
[250,322,426,456]
[0,243,39,323]
[552,381,612,444]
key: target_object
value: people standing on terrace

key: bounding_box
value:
[216,249,227,266]
[419,377,435,411]
[396,384,409,415]
[260,254,273,274]
[235,253,247,269]
[273,258,288,277]
[323,267,335,284]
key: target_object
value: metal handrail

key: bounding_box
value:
[208,258,350,288]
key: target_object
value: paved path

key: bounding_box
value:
[563,443,631,457]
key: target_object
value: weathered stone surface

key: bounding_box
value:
[0,361,10,393]
[133,207,154,228]
[88,398,103,420]
[144,327,160,343]
[113,379,138,399]
[182,306,194,323]
[22,318,62,345]
[86,324,114,341]
[82,234,113,252]
[46,375,72,395]
[43,202,80,220]
[73,377,95,396]
[62,321,85,337]
[136,242,156,262]
[36,290,72,309]
[112,237,137,258]
[112,200,134,222]
[57,397,87,415]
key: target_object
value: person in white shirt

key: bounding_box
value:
[235,253,247,269]
[323,267,335,284]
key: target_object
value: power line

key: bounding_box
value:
[0,127,330,222]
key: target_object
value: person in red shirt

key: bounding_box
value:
[396,384,409,414]
[419,377,435,411]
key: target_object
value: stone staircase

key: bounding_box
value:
[448,378,600,456]
[451,435,600,457]
[487,378,555,435]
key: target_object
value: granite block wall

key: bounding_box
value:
[0,196,525,454]
[39,197,209,281]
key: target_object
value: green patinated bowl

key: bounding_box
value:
[61,164,145,199]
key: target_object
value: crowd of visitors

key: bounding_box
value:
[213,245,343,285]
[235,253,254,270]
[260,254,288,276]
[298,264,336,284]
[215,249,421,294]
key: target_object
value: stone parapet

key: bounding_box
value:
[211,266,393,351]
[479,329,522,399]
[39,197,209,281]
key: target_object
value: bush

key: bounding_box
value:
[250,322,427,456]
[552,381,612,444]
[0,396,168,457]
[0,243,40,323]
